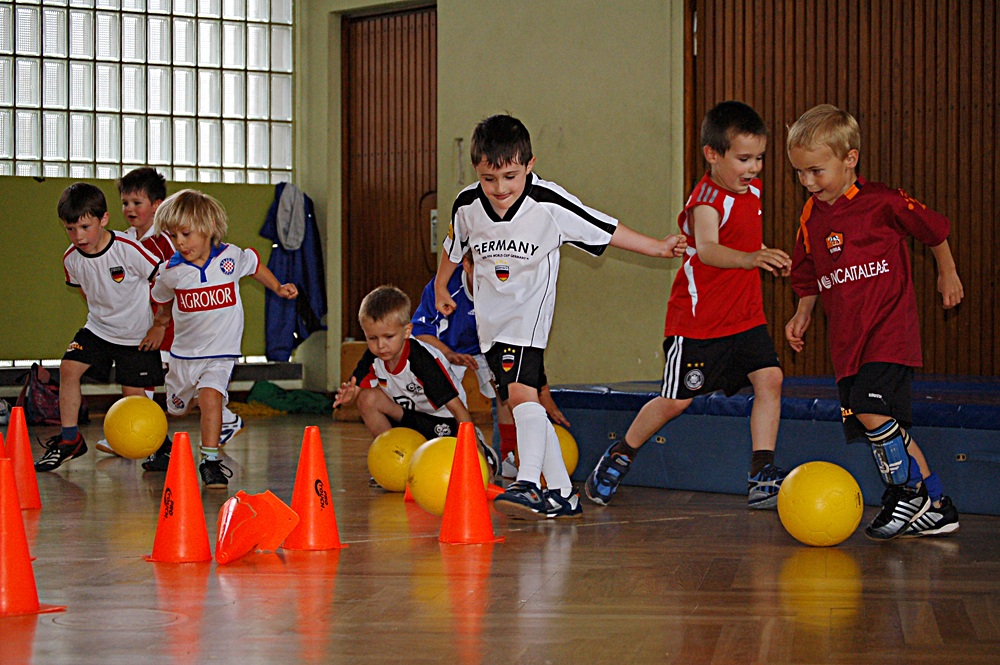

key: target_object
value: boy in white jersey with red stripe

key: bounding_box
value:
[150,190,298,488]
[585,101,793,510]
[34,183,166,472]
[436,114,687,520]
[785,105,964,539]
[335,285,499,480]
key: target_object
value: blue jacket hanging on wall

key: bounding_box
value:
[259,182,327,361]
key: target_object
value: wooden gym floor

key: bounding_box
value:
[5,413,1000,665]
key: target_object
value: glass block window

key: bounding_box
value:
[0,0,293,183]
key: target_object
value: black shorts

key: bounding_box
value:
[660,325,780,399]
[63,328,164,388]
[485,344,546,402]
[838,362,913,443]
[392,410,458,440]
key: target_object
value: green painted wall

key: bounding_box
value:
[0,176,276,360]
[301,0,687,388]
[1,1,687,389]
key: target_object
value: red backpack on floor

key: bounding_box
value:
[16,363,88,426]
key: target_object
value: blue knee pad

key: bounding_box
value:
[867,419,912,486]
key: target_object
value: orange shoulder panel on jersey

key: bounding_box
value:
[797,198,815,254]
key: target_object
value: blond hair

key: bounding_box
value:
[153,189,228,245]
[786,104,861,159]
[359,285,411,328]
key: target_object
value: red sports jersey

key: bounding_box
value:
[790,178,950,380]
[664,172,767,338]
[135,230,176,351]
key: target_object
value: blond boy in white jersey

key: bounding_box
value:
[149,190,297,488]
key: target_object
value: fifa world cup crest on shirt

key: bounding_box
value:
[110,266,125,283]
[494,260,510,282]
[825,231,844,260]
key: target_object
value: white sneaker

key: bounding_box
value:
[219,414,245,447]
[501,452,518,479]
[95,439,121,456]
[0,399,10,425]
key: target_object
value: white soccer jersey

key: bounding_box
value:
[443,173,618,351]
[63,231,161,345]
[151,243,260,359]
[351,337,467,419]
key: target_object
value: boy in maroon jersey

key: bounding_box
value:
[585,101,793,509]
[785,104,964,540]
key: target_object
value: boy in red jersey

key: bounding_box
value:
[785,104,964,540]
[585,101,792,509]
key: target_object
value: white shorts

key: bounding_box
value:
[164,357,235,416]
[453,355,496,399]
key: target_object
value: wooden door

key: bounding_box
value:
[685,0,999,376]
[342,7,437,340]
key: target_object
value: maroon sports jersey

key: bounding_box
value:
[790,178,950,380]
[664,172,767,339]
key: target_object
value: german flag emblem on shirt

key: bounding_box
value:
[502,348,516,372]
[110,266,125,283]
[495,262,510,282]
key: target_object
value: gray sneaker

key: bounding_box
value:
[865,483,931,540]
[900,495,960,537]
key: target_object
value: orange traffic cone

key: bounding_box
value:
[283,426,346,550]
[0,431,5,457]
[215,490,299,564]
[145,432,212,563]
[6,407,42,510]
[0,458,65,617]
[403,483,415,502]
[439,423,505,545]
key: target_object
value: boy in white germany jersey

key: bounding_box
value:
[435,114,687,520]
[34,183,166,473]
[150,190,298,488]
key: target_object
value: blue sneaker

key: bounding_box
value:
[545,488,583,519]
[494,480,547,520]
[584,445,632,506]
[747,463,788,509]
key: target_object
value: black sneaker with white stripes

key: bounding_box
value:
[865,483,931,540]
[900,495,960,537]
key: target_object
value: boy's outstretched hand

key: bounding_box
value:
[139,324,166,352]
[333,376,360,409]
[938,270,964,309]
[663,234,687,258]
[276,283,299,299]
[745,247,792,276]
